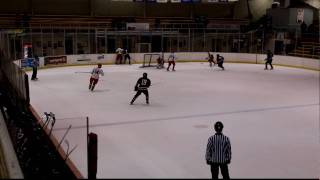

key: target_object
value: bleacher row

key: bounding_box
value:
[288,41,320,59]
[0,14,248,30]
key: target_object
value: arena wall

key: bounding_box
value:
[29,52,319,71]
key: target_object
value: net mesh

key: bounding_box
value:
[141,53,160,67]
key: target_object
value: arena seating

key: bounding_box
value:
[288,40,320,59]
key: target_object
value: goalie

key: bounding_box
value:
[130,73,151,105]
[157,53,165,69]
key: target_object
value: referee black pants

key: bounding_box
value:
[210,163,230,179]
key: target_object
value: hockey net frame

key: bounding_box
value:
[140,53,161,68]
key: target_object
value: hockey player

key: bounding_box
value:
[167,51,176,71]
[207,51,215,67]
[88,63,104,91]
[31,55,40,80]
[123,49,131,65]
[115,47,123,64]
[157,53,165,69]
[130,72,151,105]
[265,50,274,70]
[216,54,225,70]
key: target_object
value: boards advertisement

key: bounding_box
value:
[44,56,67,66]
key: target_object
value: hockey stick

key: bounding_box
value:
[75,71,91,73]
[56,125,72,151]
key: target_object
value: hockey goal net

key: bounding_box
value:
[140,53,161,68]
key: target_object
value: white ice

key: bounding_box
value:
[28,62,320,178]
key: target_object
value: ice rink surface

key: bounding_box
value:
[28,62,319,178]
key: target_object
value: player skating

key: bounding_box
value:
[207,51,216,67]
[167,51,176,71]
[216,54,225,70]
[264,50,274,70]
[88,63,104,91]
[130,72,151,105]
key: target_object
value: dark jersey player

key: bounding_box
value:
[265,50,274,70]
[216,54,225,70]
[130,73,151,105]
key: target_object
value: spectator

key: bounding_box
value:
[300,21,307,38]
[307,22,315,38]
[206,121,232,179]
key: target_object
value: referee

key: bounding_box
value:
[205,121,232,179]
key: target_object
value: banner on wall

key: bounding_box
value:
[127,23,150,31]
[21,58,34,68]
[205,0,218,2]
[205,0,228,2]
[77,54,91,62]
[44,56,67,66]
[296,8,304,24]
[156,0,168,2]
[97,54,104,60]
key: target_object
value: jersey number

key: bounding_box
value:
[141,79,147,86]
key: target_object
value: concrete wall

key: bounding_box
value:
[305,0,320,9]
[0,0,238,19]
[31,52,320,71]
[233,0,273,21]
[94,0,144,17]
[32,0,90,15]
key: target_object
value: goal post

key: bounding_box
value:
[140,53,161,68]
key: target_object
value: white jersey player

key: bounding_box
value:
[167,51,176,71]
[89,63,104,91]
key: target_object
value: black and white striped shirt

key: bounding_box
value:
[206,133,232,164]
